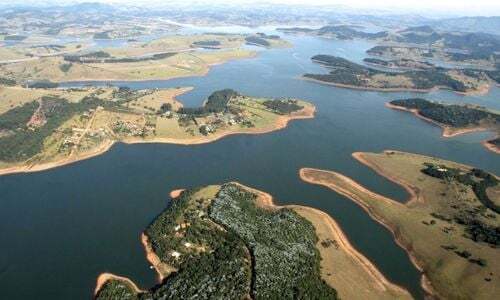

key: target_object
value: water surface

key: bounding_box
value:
[2,32,499,300]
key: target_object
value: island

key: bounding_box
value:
[94,182,411,299]
[244,32,291,48]
[0,87,315,175]
[304,55,490,94]
[277,25,388,40]
[483,137,500,154]
[387,98,500,153]
[300,150,500,299]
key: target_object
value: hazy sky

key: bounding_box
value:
[3,0,500,16]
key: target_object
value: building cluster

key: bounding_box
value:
[197,112,249,135]
[111,120,154,137]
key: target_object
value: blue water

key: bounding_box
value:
[1,32,499,300]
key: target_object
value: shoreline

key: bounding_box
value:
[299,164,436,298]
[169,189,185,198]
[94,233,175,298]
[94,273,145,296]
[482,137,500,154]
[385,102,499,154]
[353,151,421,205]
[0,104,315,177]
[302,75,488,96]
[141,232,176,282]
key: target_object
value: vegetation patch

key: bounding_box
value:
[97,184,337,299]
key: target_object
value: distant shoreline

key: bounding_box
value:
[302,75,490,96]
[0,105,315,177]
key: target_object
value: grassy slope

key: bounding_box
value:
[300,151,500,299]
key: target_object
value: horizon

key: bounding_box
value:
[1,0,500,17]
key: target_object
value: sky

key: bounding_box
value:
[2,0,500,16]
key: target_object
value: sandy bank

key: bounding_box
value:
[141,233,176,282]
[299,165,435,297]
[482,137,500,154]
[353,151,421,205]
[0,104,315,177]
[0,139,115,176]
[169,189,185,199]
[94,272,144,296]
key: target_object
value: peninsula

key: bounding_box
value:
[304,55,490,94]
[0,34,257,83]
[95,183,411,300]
[300,150,500,299]
[387,98,500,153]
[0,87,315,175]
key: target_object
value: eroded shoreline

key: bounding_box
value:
[299,155,439,297]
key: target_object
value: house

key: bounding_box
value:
[171,251,181,259]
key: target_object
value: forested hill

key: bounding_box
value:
[389,98,500,128]
[95,184,338,299]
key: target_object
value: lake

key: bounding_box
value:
[1,31,499,300]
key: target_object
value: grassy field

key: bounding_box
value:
[291,205,412,300]
[0,49,255,82]
[107,34,247,56]
[124,86,191,113]
[300,151,500,299]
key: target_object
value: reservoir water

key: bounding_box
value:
[1,32,499,299]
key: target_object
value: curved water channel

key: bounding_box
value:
[1,30,499,299]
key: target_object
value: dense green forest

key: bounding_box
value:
[95,280,138,300]
[209,184,336,299]
[390,98,500,128]
[245,36,270,47]
[97,184,337,299]
[177,89,240,116]
[191,40,221,47]
[262,99,303,114]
